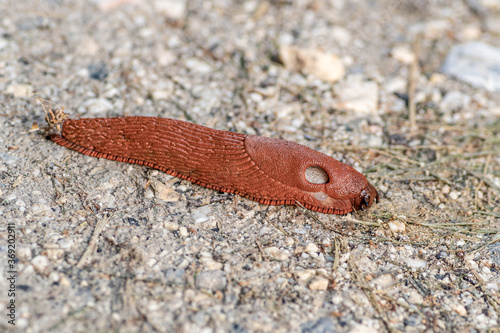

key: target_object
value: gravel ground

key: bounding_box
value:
[1,0,499,332]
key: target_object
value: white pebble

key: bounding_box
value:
[305,242,320,253]
[308,277,329,291]
[441,185,451,194]
[405,258,428,269]
[191,205,211,223]
[333,75,379,116]
[6,83,33,98]
[279,45,345,83]
[195,270,226,291]
[31,255,49,274]
[391,45,416,64]
[178,227,189,237]
[163,221,179,231]
[452,304,467,316]
[388,220,406,233]
[155,181,181,202]
[78,98,113,115]
[295,269,316,283]
[264,247,289,261]
[449,191,460,200]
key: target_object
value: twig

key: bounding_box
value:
[408,33,422,133]
[346,215,381,227]
[76,212,114,268]
[464,163,500,194]
[348,258,396,333]
[468,233,500,254]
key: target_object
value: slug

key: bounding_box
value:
[47,115,378,214]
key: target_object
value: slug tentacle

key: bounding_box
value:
[48,116,378,215]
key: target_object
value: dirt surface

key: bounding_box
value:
[1,0,499,332]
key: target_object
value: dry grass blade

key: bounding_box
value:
[76,212,114,268]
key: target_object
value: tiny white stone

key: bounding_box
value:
[391,45,416,64]
[441,185,451,194]
[295,269,316,283]
[264,247,289,261]
[0,37,8,50]
[452,304,467,316]
[31,255,50,274]
[195,270,226,291]
[6,83,33,98]
[405,258,428,269]
[155,181,181,202]
[305,242,320,253]
[78,98,113,115]
[333,75,379,116]
[308,277,329,291]
[178,227,189,237]
[388,220,406,233]
[279,45,345,83]
[49,271,60,282]
[191,205,211,223]
[154,0,186,20]
[163,221,179,231]
[372,274,395,289]
[185,58,212,74]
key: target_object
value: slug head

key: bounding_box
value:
[245,135,379,214]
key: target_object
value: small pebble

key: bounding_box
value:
[154,0,186,20]
[163,221,179,231]
[49,271,60,282]
[29,203,52,215]
[195,270,227,291]
[391,45,415,64]
[45,249,64,261]
[6,83,33,98]
[331,26,351,46]
[372,274,395,288]
[279,45,345,83]
[441,185,451,194]
[486,15,500,35]
[408,290,424,305]
[31,255,49,274]
[78,98,113,115]
[155,181,181,202]
[333,75,379,116]
[178,226,189,237]
[17,247,32,261]
[191,205,211,224]
[308,276,329,291]
[452,304,467,316]
[440,91,471,113]
[305,242,320,253]
[405,258,428,269]
[201,258,224,271]
[441,42,500,92]
[185,58,212,74]
[264,247,289,261]
[388,220,406,233]
[350,324,378,333]
[165,268,185,285]
[0,37,8,50]
[410,20,451,39]
[449,191,460,200]
[295,269,316,283]
[88,62,108,81]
